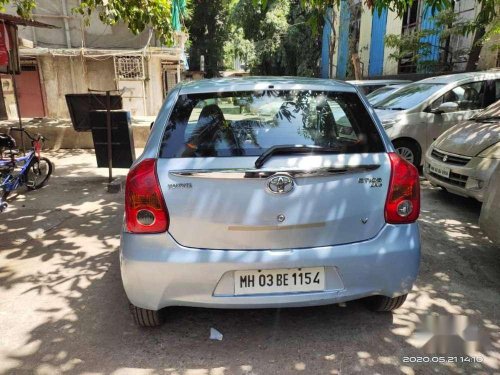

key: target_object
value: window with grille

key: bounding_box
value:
[398,0,422,74]
[114,56,145,80]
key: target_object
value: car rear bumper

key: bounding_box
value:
[423,150,499,202]
[120,223,420,311]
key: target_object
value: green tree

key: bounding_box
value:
[187,0,230,77]
[278,3,323,76]
[232,0,290,74]
[230,0,322,76]
[223,26,256,70]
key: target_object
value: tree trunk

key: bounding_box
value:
[352,53,362,79]
[465,26,486,72]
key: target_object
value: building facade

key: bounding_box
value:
[324,0,499,79]
[1,0,187,119]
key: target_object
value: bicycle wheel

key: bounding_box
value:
[26,157,53,190]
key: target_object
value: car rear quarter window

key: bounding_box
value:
[159,90,384,158]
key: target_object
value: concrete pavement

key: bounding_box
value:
[0,150,499,374]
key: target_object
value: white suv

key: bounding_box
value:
[375,71,500,166]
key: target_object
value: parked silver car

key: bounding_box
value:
[424,100,500,202]
[348,79,411,95]
[375,71,500,166]
[120,77,421,326]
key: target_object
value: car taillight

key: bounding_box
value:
[385,152,420,224]
[125,158,169,233]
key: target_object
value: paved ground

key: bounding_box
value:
[0,150,499,375]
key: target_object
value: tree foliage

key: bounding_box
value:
[229,0,322,76]
[223,26,256,70]
[187,0,230,77]
[0,0,36,18]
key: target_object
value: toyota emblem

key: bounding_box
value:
[266,174,294,194]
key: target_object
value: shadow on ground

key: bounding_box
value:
[0,153,499,374]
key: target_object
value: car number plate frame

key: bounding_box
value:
[234,267,325,295]
[429,163,451,178]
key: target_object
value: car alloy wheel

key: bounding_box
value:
[396,146,415,165]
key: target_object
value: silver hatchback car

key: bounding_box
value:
[120,77,421,326]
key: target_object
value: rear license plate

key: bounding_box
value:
[429,162,450,178]
[234,267,325,295]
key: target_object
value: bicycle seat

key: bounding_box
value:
[0,133,16,149]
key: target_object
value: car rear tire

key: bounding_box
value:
[393,140,420,167]
[365,294,408,312]
[130,304,164,327]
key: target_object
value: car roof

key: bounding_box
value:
[347,79,412,86]
[178,76,357,94]
[417,70,500,84]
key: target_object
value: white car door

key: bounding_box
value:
[427,81,487,147]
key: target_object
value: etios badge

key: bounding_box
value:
[266,174,294,194]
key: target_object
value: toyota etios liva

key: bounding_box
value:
[120,77,421,327]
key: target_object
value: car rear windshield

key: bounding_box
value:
[159,90,385,158]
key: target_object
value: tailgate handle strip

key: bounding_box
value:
[169,165,380,179]
[228,222,326,231]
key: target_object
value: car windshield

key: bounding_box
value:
[366,86,397,104]
[159,90,384,158]
[374,83,445,110]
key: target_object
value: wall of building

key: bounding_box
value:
[450,0,476,71]
[85,58,117,92]
[147,56,167,116]
[329,4,402,78]
[39,56,83,117]
[4,1,182,120]
[382,10,402,75]
[32,54,168,118]
[36,55,116,118]
[330,5,341,78]
[8,0,157,50]
[358,6,372,78]
[478,39,500,70]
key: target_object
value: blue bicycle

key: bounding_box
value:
[0,128,53,212]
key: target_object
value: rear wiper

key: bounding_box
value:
[255,144,341,169]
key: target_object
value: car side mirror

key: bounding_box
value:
[432,102,459,114]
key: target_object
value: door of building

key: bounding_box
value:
[14,63,45,118]
[162,63,179,98]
